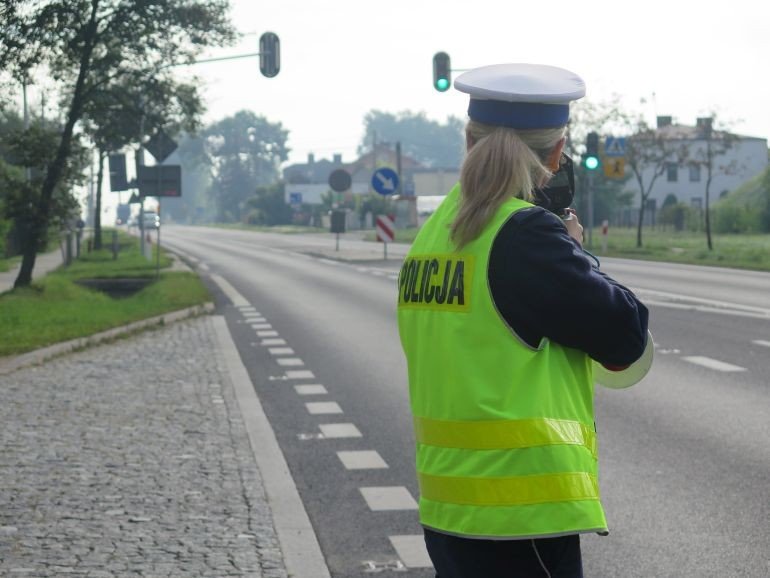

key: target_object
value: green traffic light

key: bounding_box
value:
[435,78,450,92]
[585,156,599,170]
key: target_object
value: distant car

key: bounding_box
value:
[142,211,160,229]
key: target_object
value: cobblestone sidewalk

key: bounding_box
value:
[0,317,288,577]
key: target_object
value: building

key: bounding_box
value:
[623,116,767,212]
[282,143,459,207]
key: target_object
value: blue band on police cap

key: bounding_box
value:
[468,99,570,129]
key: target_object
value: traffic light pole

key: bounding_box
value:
[587,171,594,249]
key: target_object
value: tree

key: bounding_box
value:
[687,116,739,250]
[82,75,204,248]
[0,0,236,288]
[358,110,465,168]
[203,110,289,222]
[0,120,87,256]
[624,118,689,247]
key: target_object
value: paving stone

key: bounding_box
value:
[0,318,288,577]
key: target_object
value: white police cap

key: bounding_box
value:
[454,63,586,129]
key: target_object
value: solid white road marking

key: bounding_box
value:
[359,487,418,511]
[286,370,315,380]
[294,384,328,396]
[277,358,304,367]
[212,274,250,307]
[682,356,747,372]
[198,263,210,272]
[337,450,388,470]
[306,402,343,415]
[751,340,770,348]
[261,338,287,346]
[319,423,362,438]
[389,535,433,568]
[269,347,295,356]
[257,330,279,337]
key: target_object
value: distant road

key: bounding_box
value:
[163,225,769,578]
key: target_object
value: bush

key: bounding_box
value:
[712,205,761,234]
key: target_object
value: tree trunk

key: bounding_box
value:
[94,149,105,250]
[13,0,100,288]
[636,194,645,248]
[705,177,713,251]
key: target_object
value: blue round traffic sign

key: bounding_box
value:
[371,167,399,196]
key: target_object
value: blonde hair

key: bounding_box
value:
[450,120,566,248]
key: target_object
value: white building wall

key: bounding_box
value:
[624,137,767,208]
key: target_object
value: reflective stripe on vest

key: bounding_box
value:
[418,471,599,506]
[414,416,597,457]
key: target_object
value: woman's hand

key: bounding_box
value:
[562,209,584,245]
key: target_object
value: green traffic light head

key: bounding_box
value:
[435,78,450,92]
[585,156,599,170]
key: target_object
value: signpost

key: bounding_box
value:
[371,167,399,196]
[375,214,395,259]
[603,136,626,179]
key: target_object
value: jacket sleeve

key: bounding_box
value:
[488,207,649,367]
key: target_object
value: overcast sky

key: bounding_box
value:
[179,0,769,167]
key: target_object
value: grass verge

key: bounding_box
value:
[367,226,770,272]
[0,232,210,357]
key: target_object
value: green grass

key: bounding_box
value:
[0,255,20,273]
[585,226,770,271]
[0,232,210,357]
[366,225,770,271]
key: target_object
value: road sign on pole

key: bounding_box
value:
[375,214,395,259]
[144,129,178,163]
[603,158,626,179]
[328,169,352,192]
[604,137,626,157]
[372,167,399,196]
[138,165,182,197]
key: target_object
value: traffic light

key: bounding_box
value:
[259,32,280,78]
[585,132,600,170]
[432,52,451,92]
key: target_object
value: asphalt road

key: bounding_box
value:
[163,225,769,578]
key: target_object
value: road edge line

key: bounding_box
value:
[211,315,331,578]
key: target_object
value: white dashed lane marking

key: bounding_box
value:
[682,356,747,372]
[286,369,315,380]
[389,535,433,568]
[359,487,418,511]
[305,402,343,415]
[337,451,388,470]
[257,330,279,337]
[261,338,287,346]
[251,323,273,330]
[269,347,295,355]
[294,384,328,396]
[277,358,305,367]
[752,340,770,348]
[319,423,362,438]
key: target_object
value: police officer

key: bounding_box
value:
[397,64,650,577]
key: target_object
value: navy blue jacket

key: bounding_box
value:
[488,206,649,367]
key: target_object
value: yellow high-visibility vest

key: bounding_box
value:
[397,184,608,538]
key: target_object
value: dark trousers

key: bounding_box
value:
[424,528,583,578]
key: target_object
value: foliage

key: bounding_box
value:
[711,166,770,233]
[0,0,237,287]
[358,110,465,168]
[204,110,289,222]
[0,118,87,246]
[243,183,292,226]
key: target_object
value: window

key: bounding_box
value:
[689,164,701,182]
[691,197,703,209]
[667,163,679,182]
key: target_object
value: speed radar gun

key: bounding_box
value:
[592,330,655,389]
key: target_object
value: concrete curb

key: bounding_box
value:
[212,316,332,578]
[0,302,215,376]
